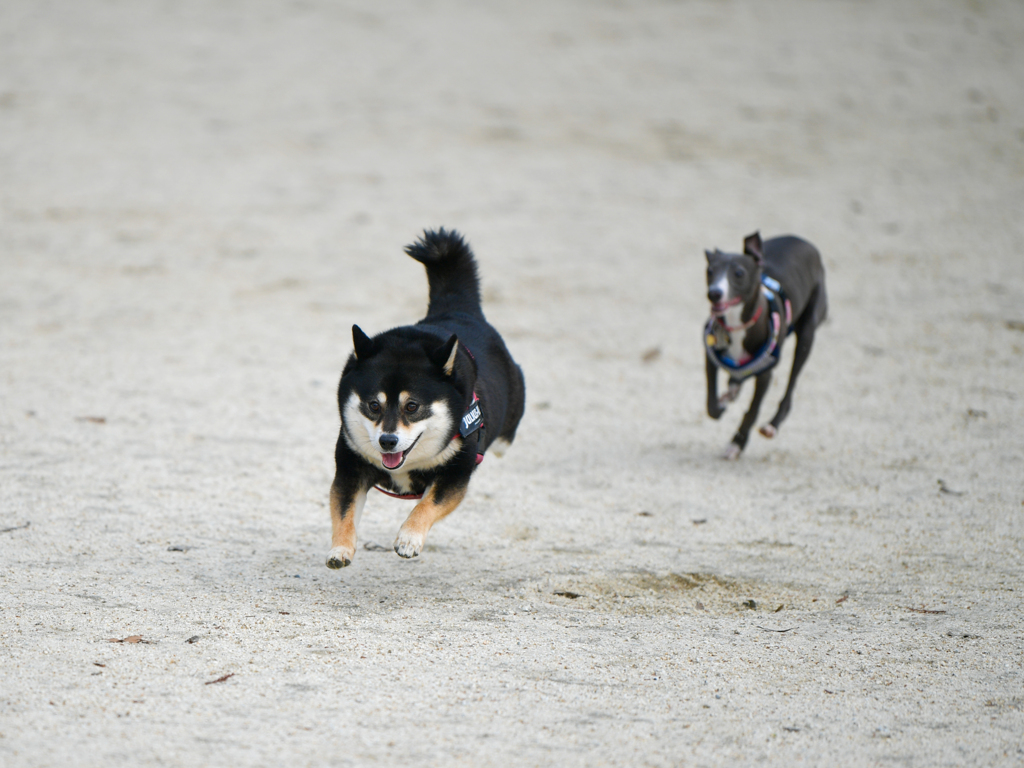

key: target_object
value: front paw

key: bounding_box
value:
[722,443,742,461]
[708,404,726,420]
[394,527,425,559]
[718,383,740,406]
[759,424,777,439]
[326,545,355,569]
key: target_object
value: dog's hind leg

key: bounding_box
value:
[760,287,820,438]
[490,362,526,458]
[394,481,468,559]
[725,369,772,459]
[326,483,367,569]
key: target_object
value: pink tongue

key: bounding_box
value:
[381,451,404,469]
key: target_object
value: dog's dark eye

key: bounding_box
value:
[367,400,381,414]
[404,401,419,414]
[733,267,745,278]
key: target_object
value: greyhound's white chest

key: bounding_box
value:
[721,305,750,362]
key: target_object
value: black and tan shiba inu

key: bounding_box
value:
[326,229,525,568]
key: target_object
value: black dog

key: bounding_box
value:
[326,229,525,568]
[704,231,827,459]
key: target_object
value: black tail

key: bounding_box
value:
[404,228,483,317]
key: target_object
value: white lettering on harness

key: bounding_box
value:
[462,405,481,431]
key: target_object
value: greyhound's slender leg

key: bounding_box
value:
[706,356,725,419]
[724,369,772,459]
[761,288,820,438]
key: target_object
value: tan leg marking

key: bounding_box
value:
[394,484,467,559]
[326,485,366,569]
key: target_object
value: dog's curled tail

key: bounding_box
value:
[405,228,482,317]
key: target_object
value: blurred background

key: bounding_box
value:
[1,1,1022,765]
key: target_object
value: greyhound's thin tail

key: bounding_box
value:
[404,228,483,318]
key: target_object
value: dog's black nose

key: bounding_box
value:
[378,434,399,452]
[707,287,723,303]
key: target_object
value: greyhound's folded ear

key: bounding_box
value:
[705,248,718,262]
[742,232,764,263]
[352,325,376,360]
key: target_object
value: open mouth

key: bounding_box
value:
[381,451,406,470]
[380,434,420,471]
[711,297,741,315]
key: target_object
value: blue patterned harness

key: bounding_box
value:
[704,275,793,383]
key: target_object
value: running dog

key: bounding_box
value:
[326,229,525,568]
[704,231,827,459]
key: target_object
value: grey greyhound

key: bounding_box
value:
[704,231,828,459]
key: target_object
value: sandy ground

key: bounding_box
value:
[1,0,1023,765]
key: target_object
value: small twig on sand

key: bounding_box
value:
[554,590,583,599]
[757,626,796,633]
[937,479,965,496]
[205,673,235,685]
[1,522,30,534]
[906,606,946,615]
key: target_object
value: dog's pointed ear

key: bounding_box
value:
[430,334,459,376]
[705,249,716,262]
[743,232,764,264]
[352,325,375,360]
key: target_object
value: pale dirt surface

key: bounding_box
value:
[1,1,1023,765]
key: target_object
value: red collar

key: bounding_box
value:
[374,487,423,500]
[719,302,764,332]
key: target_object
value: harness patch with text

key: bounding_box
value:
[460,401,483,438]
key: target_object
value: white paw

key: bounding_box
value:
[489,437,511,458]
[326,546,354,569]
[759,424,777,439]
[718,383,740,406]
[722,443,742,461]
[394,528,424,559]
